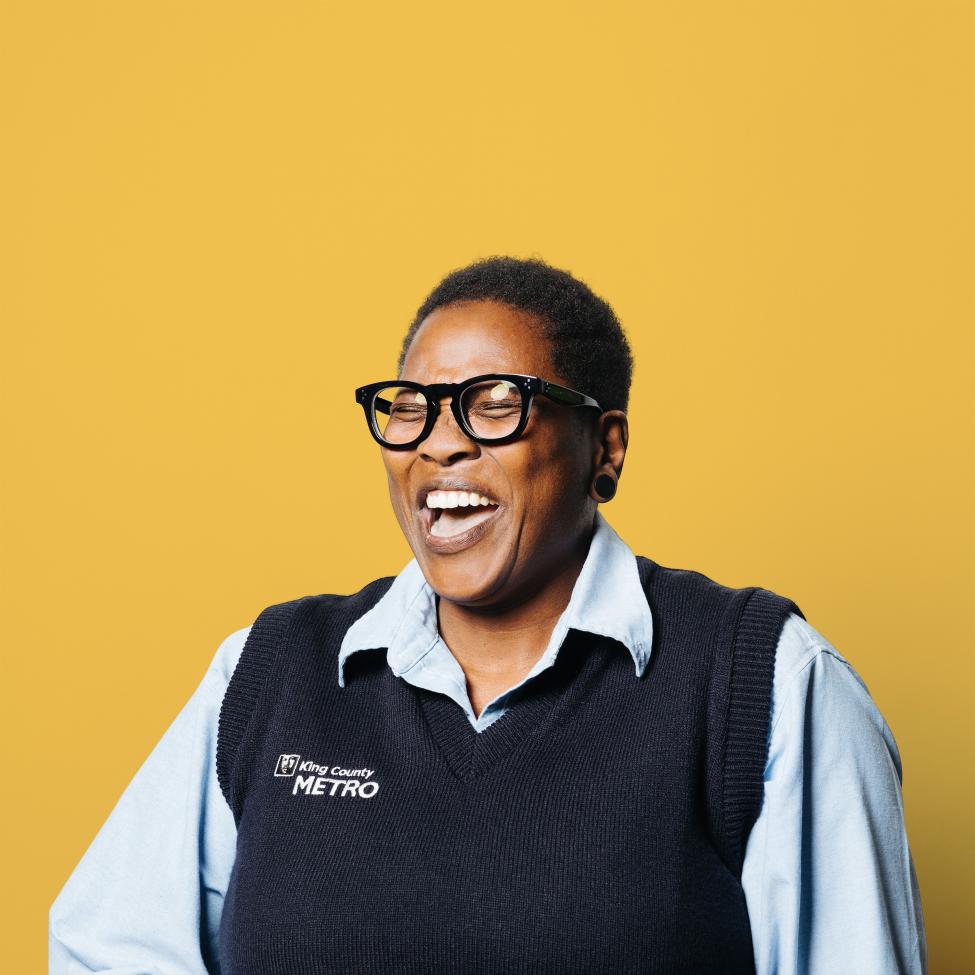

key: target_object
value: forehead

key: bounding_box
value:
[399,300,558,384]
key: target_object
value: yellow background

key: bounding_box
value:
[3,1,972,970]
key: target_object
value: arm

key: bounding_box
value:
[741,613,927,975]
[49,627,250,975]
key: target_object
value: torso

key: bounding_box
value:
[215,559,799,975]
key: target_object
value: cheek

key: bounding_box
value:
[513,440,587,512]
[382,457,412,511]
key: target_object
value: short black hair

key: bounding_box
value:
[397,255,634,414]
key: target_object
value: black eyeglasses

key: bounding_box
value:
[354,373,603,449]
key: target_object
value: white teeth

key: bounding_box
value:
[425,489,499,509]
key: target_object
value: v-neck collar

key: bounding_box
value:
[410,628,600,783]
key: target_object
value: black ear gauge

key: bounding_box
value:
[593,473,617,502]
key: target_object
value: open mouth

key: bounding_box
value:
[419,490,503,546]
[429,502,500,538]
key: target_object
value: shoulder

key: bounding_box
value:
[214,576,398,680]
[768,611,898,773]
[207,625,253,693]
[636,556,803,647]
[637,555,745,601]
[774,611,858,684]
[771,612,873,724]
[637,554,798,607]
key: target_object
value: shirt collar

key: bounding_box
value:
[337,508,653,688]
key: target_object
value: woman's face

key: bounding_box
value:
[382,298,612,609]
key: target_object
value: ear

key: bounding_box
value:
[588,410,628,496]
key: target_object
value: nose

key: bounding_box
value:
[417,395,479,464]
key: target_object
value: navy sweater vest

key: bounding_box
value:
[215,556,803,974]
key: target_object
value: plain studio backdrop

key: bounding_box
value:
[2,1,971,970]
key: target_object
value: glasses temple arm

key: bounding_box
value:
[543,381,602,411]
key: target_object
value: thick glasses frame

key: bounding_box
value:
[354,372,603,449]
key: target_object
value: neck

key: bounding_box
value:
[436,522,595,715]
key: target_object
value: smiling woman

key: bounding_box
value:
[49,257,927,975]
[374,292,629,617]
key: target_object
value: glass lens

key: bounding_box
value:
[372,385,430,444]
[460,378,524,440]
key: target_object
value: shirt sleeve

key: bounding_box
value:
[741,613,928,975]
[48,626,251,975]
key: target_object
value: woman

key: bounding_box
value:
[50,257,926,974]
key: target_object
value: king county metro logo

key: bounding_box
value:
[274,754,300,776]
[273,753,380,799]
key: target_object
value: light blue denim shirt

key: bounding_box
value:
[49,511,927,974]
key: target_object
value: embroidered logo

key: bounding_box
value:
[274,754,300,776]
[273,753,380,799]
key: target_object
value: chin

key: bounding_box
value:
[417,545,516,607]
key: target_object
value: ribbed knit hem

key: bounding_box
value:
[722,587,797,874]
[216,600,302,819]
